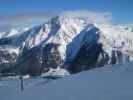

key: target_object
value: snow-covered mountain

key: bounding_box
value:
[0,14,133,75]
[0,29,18,39]
[0,28,29,39]
[117,24,133,32]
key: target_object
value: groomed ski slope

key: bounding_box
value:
[1,62,133,100]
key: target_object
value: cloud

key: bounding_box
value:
[0,10,112,32]
[60,10,112,24]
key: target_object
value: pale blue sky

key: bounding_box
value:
[0,0,132,31]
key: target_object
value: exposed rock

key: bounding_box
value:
[13,43,63,76]
[0,47,17,73]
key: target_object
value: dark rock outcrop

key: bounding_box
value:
[13,43,63,76]
[0,48,17,74]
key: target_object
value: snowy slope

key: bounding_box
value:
[1,62,133,100]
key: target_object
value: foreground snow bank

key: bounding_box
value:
[1,63,133,100]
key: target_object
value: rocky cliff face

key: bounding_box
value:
[0,46,18,74]
[9,43,62,76]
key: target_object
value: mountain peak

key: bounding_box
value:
[0,15,133,75]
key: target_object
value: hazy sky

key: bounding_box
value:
[0,0,133,31]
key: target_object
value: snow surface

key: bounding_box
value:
[1,62,133,100]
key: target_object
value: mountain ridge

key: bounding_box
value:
[0,14,133,75]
